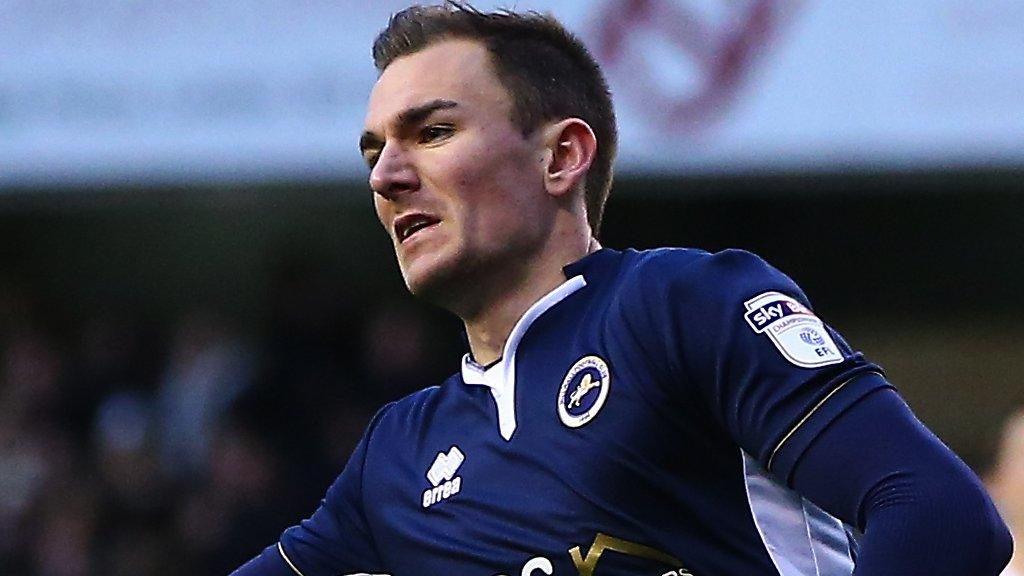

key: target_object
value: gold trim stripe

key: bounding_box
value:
[767,372,881,471]
[277,542,306,576]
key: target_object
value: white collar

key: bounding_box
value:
[460,274,587,440]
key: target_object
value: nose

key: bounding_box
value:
[369,141,419,201]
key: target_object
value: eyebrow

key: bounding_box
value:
[359,99,459,156]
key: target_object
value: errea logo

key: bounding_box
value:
[422,446,464,509]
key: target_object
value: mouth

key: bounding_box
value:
[393,212,442,244]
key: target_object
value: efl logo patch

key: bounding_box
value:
[558,355,611,428]
[743,291,843,368]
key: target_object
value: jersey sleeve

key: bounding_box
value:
[791,387,1013,575]
[232,404,393,576]
[640,249,891,483]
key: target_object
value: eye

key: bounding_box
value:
[419,124,454,144]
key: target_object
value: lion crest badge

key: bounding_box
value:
[557,355,611,428]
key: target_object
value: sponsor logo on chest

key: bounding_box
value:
[422,445,464,509]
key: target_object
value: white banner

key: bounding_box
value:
[2,0,1022,188]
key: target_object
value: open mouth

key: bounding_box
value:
[394,213,441,243]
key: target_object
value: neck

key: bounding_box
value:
[463,236,600,366]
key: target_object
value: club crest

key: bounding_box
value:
[558,355,611,428]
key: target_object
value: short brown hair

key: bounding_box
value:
[372,2,618,236]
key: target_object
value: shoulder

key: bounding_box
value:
[368,374,461,440]
[614,247,796,307]
[632,247,783,282]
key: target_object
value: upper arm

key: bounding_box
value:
[642,249,888,478]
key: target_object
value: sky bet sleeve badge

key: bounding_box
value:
[558,356,611,428]
[743,291,844,368]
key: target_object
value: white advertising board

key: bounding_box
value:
[1,0,1022,187]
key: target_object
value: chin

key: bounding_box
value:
[399,252,465,302]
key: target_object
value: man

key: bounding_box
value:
[233,3,1012,575]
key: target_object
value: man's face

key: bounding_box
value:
[361,39,554,302]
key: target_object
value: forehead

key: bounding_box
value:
[364,39,511,129]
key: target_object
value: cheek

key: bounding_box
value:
[461,182,547,247]
[461,142,540,201]
[433,132,545,236]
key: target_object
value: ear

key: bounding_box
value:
[541,118,597,198]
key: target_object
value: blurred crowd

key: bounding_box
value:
[0,266,461,576]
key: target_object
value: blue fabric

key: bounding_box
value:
[791,387,1013,575]
[229,248,1011,575]
[634,248,885,466]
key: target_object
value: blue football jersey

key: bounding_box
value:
[272,248,890,576]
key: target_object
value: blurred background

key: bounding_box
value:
[1,1,1023,574]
